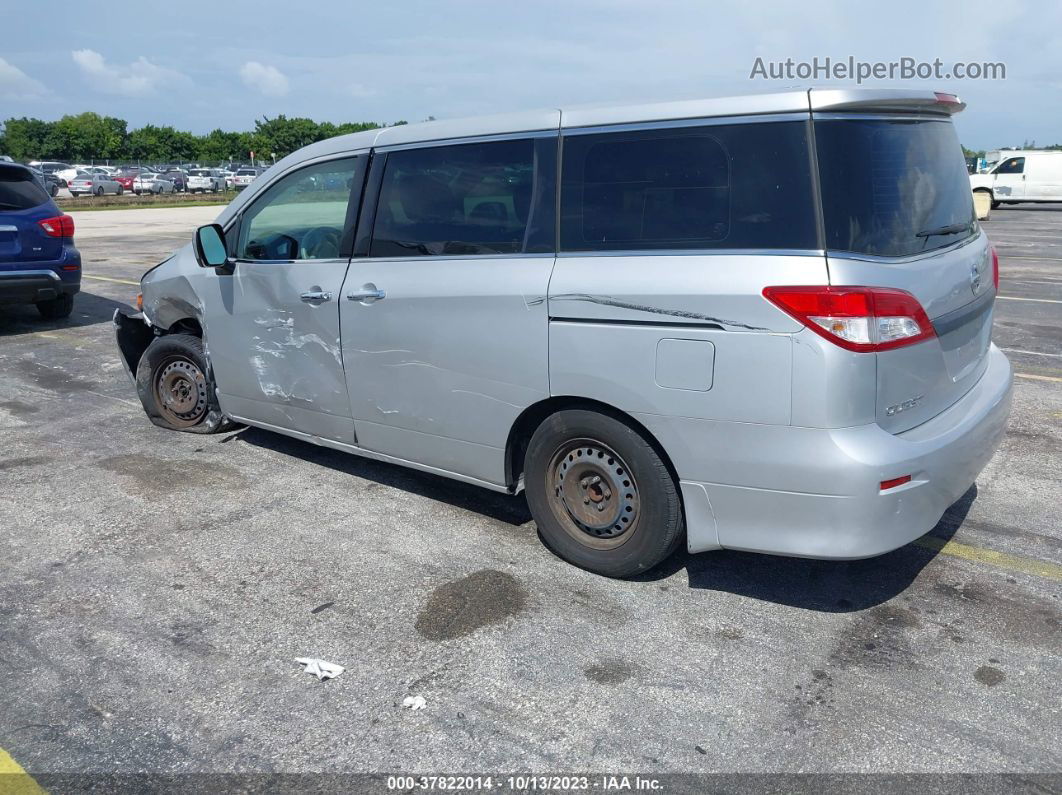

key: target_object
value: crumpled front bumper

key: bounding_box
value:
[113,308,155,383]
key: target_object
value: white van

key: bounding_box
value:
[970,150,1062,207]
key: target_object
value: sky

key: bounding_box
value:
[1,0,1060,150]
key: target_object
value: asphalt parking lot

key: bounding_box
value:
[0,204,1059,782]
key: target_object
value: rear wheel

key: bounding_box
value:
[36,293,74,320]
[117,185,123,195]
[95,186,103,196]
[524,409,684,578]
[135,334,232,434]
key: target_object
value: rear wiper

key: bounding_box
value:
[915,222,972,238]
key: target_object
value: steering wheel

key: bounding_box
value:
[299,226,342,259]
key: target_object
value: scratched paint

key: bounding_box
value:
[550,293,769,331]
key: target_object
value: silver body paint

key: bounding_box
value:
[136,88,1013,560]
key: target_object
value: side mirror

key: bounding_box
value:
[194,224,229,269]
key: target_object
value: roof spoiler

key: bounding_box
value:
[808,88,966,116]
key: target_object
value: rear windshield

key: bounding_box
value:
[0,169,50,210]
[815,119,975,257]
[237,170,256,176]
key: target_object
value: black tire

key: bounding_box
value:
[524,409,684,578]
[95,186,103,197]
[117,186,123,195]
[36,293,74,320]
[135,334,233,434]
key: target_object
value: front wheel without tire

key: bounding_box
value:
[135,334,233,434]
[524,409,684,578]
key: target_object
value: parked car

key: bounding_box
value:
[133,174,175,195]
[970,150,1062,208]
[186,168,226,193]
[159,169,188,192]
[26,166,62,197]
[113,171,137,191]
[29,161,78,185]
[0,162,80,318]
[68,173,124,197]
[115,88,1013,578]
[231,167,263,190]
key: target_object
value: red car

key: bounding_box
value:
[113,171,136,191]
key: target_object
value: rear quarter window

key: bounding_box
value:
[560,120,818,252]
[0,170,50,210]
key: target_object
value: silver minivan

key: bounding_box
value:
[115,88,1013,578]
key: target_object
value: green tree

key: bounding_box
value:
[127,125,199,163]
[253,115,321,158]
[50,112,128,161]
[195,129,245,164]
[2,112,384,164]
[1,117,54,160]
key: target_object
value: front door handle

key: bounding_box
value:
[300,290,332,303]
[347,284,386,303]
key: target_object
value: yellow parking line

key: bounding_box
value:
[0,747,45,794]
[83,274,139,286]
[915,536,1062,581]
[1015,373,1062,383]
[996,295,1062,305]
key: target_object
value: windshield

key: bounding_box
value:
[815,118,975,257]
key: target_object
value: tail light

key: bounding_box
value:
[762,286,935,353]
[38,215,76,238]
[991,245,999,290]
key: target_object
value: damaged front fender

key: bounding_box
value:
[114,308,156,383]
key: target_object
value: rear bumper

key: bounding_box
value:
[638,344,1013,558]
[0,259,81,305]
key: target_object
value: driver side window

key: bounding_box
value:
[237,157,360,261]
[995,157,1024,175]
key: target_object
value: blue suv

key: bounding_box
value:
[0,162,80,319]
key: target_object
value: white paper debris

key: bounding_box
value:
[402,695,427,710]
[296,657,345,680]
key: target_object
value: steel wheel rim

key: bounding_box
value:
[153,356,208,427]
[546,438,640,550]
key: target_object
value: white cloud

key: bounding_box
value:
[71,49,186,96]
[239,61,289,97]
[0,57,49,99]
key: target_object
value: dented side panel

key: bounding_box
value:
[198,257,355,443]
